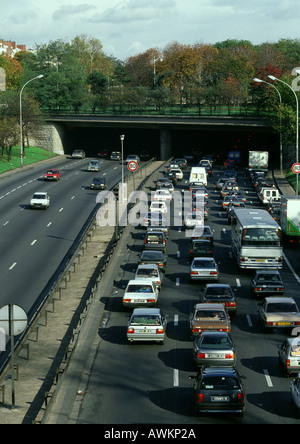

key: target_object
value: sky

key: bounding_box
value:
[1,0,300,60]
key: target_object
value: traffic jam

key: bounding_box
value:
[104,150,300,420]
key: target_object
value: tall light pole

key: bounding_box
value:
[20,74,44,167]
[268,74,299,195]
[253,78,283,174]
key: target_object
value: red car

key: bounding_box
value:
[44,168,61,181]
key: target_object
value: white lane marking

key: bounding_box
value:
[236,278,241,287]
[59,208,64,212]
[9,262,17,270]
[176,277,180,286]
[263,369,273,387]
[174,314,179,326]
[283,253,300,285]
[173,369,179,387]
[246,315,253,327]
[3,221,9,226]
[71,196,75,200]
[47,222,52,227]
[31,239,37,246]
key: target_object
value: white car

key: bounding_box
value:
[153,189,172,202]
[122,279,159,308]
[87,160,101,171]
[169,168,183,180]
[149,201,168,214]
[30,192,50,209]
[184,212,204,229]
[135,264,163,290]
[127,308,167,343]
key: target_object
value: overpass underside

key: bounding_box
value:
[42,115,278,165]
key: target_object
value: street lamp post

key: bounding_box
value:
[253,78,283,174]
[19,74,43,167]
[120,134,125,201]
[268,74,299,195]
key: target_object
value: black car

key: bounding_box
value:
[199,283,237,314]
[138,250,167,272]
[191,225,214,244]
[190,240,213,260]
[190,366,245,416]
[250,270,284,297]
[90,176,106,190]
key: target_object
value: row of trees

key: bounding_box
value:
[1,35,300,157]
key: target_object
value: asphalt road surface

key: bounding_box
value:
[72,164,300,425]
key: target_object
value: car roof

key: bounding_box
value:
[205,283,231,288]
[201,366,238,377]
[263,296,295,303]
[132,308,161,315]
[194,303,225,310]
[127,279,154,285]
[137,264,160,269]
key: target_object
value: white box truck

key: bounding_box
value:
[248,151,269,170]
[280,196,300,244]
[189,167,207,186]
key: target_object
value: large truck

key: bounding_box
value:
[280,196,300,244]
[248,151,269,170]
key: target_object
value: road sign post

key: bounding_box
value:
[0,304,27,408]
[127,161,138,190]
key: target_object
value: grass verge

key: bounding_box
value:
[0,146,56,175]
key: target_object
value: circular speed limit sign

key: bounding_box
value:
[292,163,300,174]
[127,160,138,172]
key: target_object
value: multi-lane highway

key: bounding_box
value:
[73,162,300,425]
[0,156,127,322]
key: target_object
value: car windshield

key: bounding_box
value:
[257,274,280,282]
[195,310,226,320]
[141,252,163,259]
[205,287,233,298]
[33,194,46,199]
[197,335,232,350]
[127,285,153,293]
[130,315,161,326]
[201,376,239,390]
[193,260,215,268]
[266,302,298,313]
[137,268,159,277]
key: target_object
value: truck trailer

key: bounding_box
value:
[280,196,300,244]
[248,151,269,170]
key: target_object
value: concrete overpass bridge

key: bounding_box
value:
[38,114,277,164]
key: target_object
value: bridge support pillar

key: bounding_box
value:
[29,123,65,155]
[160,129,171,160]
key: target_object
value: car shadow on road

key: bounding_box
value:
[148,387,195,417]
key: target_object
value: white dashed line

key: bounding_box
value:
[31,240,37,246]
[9,262,17,270]
[173,369,179,387]
[263,369,273,387]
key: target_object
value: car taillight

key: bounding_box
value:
[209,271,218,275]
[197,393,204,403]
[237,393,244,403]
[225,353,235,359]
[192,328,201,333]
[156,328,164,334]
[294,322,300,326]
[127,328,134,334]
[123,299,131,303]
[255,287,263,292]
[287,359,290,367]
[276,287,284,291]
[197,353,206,359]
[191,271,198,275]
[225,302,236,307]
[147,299,156,304]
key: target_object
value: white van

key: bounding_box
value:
[189,167,207,186]
[258,187,280,205]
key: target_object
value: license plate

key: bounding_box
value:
[255,259,265,262]
[139,329,152,333]
[278,322,291,326]
[207,353,224,358]
[211,396,229,402]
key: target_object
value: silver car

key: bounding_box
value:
[189,257,219,282]
[87,160,101,171]
[278,337,300,376]
[192,331,236,368]
[127,308,167,344]
[135,264,163,290]
[290,373,300,417]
